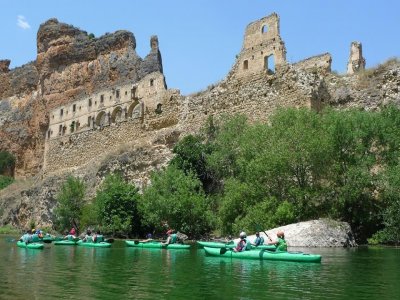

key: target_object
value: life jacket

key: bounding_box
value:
[236,239,248,252]
[254,236,264,246]
[170,234,177,244]
[276,237,287,252]
[95,235,104,243]
[31,234,40,242]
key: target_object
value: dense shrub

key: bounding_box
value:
[0,175,14,190]
[140,165,214,237]
[94,174,141,236]
[53,176,86,233]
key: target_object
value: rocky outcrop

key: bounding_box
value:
[237,219,357,248]
[0,18,163,178]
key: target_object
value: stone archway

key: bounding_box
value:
[95,111,107,127]
[111,106,123,123]
[127,100,142,119]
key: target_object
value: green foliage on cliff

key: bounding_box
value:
[0,151,15,175]
[54,176,86,233]
[140,165,214,237]
[161,106,400,243]
[0,175,14,190]
[94,174,141,236]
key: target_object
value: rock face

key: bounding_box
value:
[0,18,163,177]
[240,219,357,248]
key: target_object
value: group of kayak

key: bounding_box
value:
[16,228,321,263]
[17,228,113,249]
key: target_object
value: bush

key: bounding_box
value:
[53,176,86,233]
[94,174,141,236]
[140,165,214,237]
[0,175,14,190]
[0,151,15,175]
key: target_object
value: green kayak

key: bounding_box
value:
[54,240,78,246]
[203,247,321,263]
[125,240,191,249]
[16,241,44,249]
[76,240,111,248]
[197,241,276,251]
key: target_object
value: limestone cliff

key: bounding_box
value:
[0,18,163,177]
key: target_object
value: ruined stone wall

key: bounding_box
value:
[231,13,286,79]
[179,64,324,133]
[293,53,332,73]
[44,88,180,173]
[347,41,366,74]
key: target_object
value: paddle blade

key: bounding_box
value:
[220,247,228,255]
[42,239,53,244]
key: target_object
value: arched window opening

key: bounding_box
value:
[111,106,123,123]
[262,24,268,34]
[150,79,154,87]
[155,103,162,114]
[128,101,142,119]
[95,111,107,127]
[243,60,248,70]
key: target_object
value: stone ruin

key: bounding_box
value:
[347,41,366,74]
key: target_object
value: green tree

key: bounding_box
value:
[94,174,141,236]
[140,165,213,237]
[0,151,15,176]
[54,176,86,233]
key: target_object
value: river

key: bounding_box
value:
[1,236,399,299]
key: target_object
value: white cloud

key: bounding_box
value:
[17,15,30,30]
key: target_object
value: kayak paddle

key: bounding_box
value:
[220,247,232,255]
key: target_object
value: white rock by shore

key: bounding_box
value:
[234,219,357,247]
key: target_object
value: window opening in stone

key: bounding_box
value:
[70,121,75,133]
[60,109,63,117]
[59,124,62,133]
[125,91,128,96]
[73,104,76,113]
[243,60,248,70]
[150,79,154,87]
[88,116,91,126]
[116,89,120,98]
[131,87,137,99]
[264,55,275,74]
[47,130,51,138]
[100,95,104,103]
[262,25,268,33]
[155,103,162,114]
[89,99,92,107]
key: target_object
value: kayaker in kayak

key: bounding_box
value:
[64,230,77,241]
[251,232,264,247]
[82,229,92,242]
[233,232,251,252]
[19,230,32,244]
[162,229,177,245]
[92,230,104,243]
[267,230,288,251]
[69,227,76,236]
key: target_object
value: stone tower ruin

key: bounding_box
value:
[233,13,287,77]
[347,41,366,74]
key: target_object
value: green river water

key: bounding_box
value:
[1,236,399,299]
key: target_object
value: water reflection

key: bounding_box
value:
[1,237,400,299]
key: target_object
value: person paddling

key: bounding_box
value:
[83,229,92,242]
[233,232,251,252]
[92,230,104,243]
[162,229,177,245]
[267,230,287,252]
[251,232,264,247]
[19,230,32,244]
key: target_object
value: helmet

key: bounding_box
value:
[239,231,247,238]
[277,230,284,238]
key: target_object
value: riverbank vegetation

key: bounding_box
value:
[0,151,15,190]
[54,107,400,244]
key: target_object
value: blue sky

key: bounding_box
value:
[1,0,399,95]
